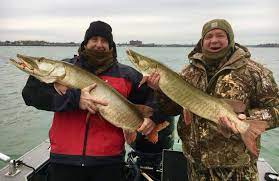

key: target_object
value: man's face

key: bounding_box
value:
[202,29,228,53]
[85,36,110,52]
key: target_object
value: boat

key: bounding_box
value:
[0,139,278,181]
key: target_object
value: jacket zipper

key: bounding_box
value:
[82,113,91,163]
[207,67,237,92]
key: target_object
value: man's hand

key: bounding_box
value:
[54,83,68,95]
[79,83,108,114]
[218,114,247,134]
[146,72,161,91]
[137,118,155,135]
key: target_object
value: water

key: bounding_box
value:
[0,46,278,172]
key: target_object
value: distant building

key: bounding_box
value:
[129,40,142,46]
[143,43,155,47]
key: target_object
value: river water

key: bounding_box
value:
[0,46,278,171]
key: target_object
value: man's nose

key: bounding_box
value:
[211,36,218,43]
[95,40,102,47]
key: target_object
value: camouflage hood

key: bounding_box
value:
[201,19,235,60]
[187,42,251,71]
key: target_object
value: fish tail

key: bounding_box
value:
[135,104,153,118]
[240,120,268,156]
[147,121,169,143]
[123,130,137,144]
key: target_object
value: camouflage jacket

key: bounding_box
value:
[157,45,279,169]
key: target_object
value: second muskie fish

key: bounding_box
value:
[126,49,267,156]
[10,54,168,143]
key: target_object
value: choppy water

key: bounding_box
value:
[0,46,278,171]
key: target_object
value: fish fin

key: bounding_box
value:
[138,76,148,88]
[146,121,169,143]
[146,132,158,143]
[240,120,268,156]
[222,99,246,113]
[183,109,192,126]
[217,123,232,138]
[123,130,137,144]
[135,104,153,118]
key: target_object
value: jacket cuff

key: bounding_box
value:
[67,88,81,110]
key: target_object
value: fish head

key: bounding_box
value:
[126,49,158,76]
[10,54,66,83]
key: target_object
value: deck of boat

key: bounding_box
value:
[0,139,277,181]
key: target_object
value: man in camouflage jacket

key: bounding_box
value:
[147,19,279,180]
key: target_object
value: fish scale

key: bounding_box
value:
[126,49,268,156]
[10,55,145,132]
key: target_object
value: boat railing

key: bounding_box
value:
[0,152,21,177]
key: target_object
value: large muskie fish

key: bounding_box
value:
[10,54,168,143]
[126,49,267,156]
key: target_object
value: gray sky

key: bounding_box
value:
[1,0,278,44]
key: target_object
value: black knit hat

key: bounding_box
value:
[81,20,117,57]
[82,21,114,48]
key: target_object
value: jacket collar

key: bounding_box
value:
[76,55,117,75]
[188,43,251,71]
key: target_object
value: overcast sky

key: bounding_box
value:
[1,0,278,44]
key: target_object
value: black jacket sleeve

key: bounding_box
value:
[127,68,169,123]
[22,75,81,112]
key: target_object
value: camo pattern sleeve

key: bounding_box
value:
[247,61,279,130]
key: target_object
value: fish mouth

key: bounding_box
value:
[9,54,35,73]
[126,49,143,70]
[126,49,153,72]
[126,49,144,67]
[126,49,139,64]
